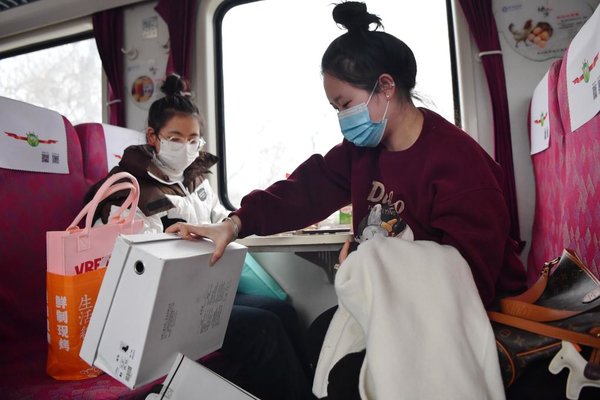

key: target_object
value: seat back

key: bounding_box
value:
[556,47,600,277]
[527,46,600,281]
[0,98,90,343]
[75,122,146,183]
[527,60,567,283]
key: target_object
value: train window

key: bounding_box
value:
[0,37,102,125]
[217,0,456,209]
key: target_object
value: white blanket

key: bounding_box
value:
[313,238,505,400]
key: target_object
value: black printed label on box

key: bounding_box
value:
[115,341,136,382]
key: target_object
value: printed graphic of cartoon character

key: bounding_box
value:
[572,53,599,85]
[355,203,413,243]
[4,131,58,147]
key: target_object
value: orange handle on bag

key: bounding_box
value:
[499,250,600,322]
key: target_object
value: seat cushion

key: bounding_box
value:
[0,334,160,399]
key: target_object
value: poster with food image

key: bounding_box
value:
[126,60,165,111]
[494,0,599,61]
[131,75,154,103]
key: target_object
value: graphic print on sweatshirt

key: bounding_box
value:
[355,202,414,243]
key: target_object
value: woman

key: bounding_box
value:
[86,74,313,400]
[167,2,526,310]
[167,2,527,398]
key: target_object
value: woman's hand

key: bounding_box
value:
[333,239,352,275]
[338,239,351,264]
[165,219,238,266]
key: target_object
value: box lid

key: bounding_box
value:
[121,233,247,260]
[121,232,181,244]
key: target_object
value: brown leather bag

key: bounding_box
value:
[489,249,600,387]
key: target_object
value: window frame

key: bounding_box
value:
[213,0,459,211]
[213,0,261,211]
[0,30,94,61]
[0,24,107,123]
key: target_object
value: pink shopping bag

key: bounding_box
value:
[46,171,143,380]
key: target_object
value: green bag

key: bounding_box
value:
[237,254,288,301]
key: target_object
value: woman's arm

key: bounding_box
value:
[168,142,355,264]
[233,144,353,237]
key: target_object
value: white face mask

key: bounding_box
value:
[156,138,202,175]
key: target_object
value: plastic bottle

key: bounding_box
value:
[339,205,352,225]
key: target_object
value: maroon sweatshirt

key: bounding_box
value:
[233,108,526,307]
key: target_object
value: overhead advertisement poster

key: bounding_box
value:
[494,0,599,61]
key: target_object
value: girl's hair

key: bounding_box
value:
[322,1,417,100]
[147,74,204,134]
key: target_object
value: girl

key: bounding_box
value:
[86,74,313,400]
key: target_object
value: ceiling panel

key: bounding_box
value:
[0,0,42,13]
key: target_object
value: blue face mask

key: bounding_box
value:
[338,83,390,147]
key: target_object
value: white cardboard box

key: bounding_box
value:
[80,233,247,389]
[145,353,260,400]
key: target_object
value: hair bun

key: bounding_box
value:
[333,1,382,33]
[161,74,189,97]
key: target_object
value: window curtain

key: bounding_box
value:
[155,0,198,80]
[92,9,125,127]
[458,0,524,251]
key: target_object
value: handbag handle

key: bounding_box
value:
[67,181,137,233]
[488,311,600,349]
[68,172,140,236]
[499,249,600,322]
[109,182,140,224]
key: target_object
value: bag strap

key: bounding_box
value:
[68,172,140,234]
[109,182,140,224]
[499,250,599,322]
[488,311,600,349]
[588,336,600,377]
[505,255,559,303]
[499,301,585,322]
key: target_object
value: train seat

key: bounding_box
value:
[516,42,600,400]
[526,59,568,283]
[527,47,600,281]
[0,99,157,398]
[75,122,146,184]
[554,47,600,278]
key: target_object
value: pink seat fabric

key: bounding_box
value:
[75,123,147,184]
[527,49,600,282]
[527,60,567,284]
[0,113,158,398]
[75,122,110,184]
[556,48,600,277]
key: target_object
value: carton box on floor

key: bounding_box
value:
[145,353,260,399]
